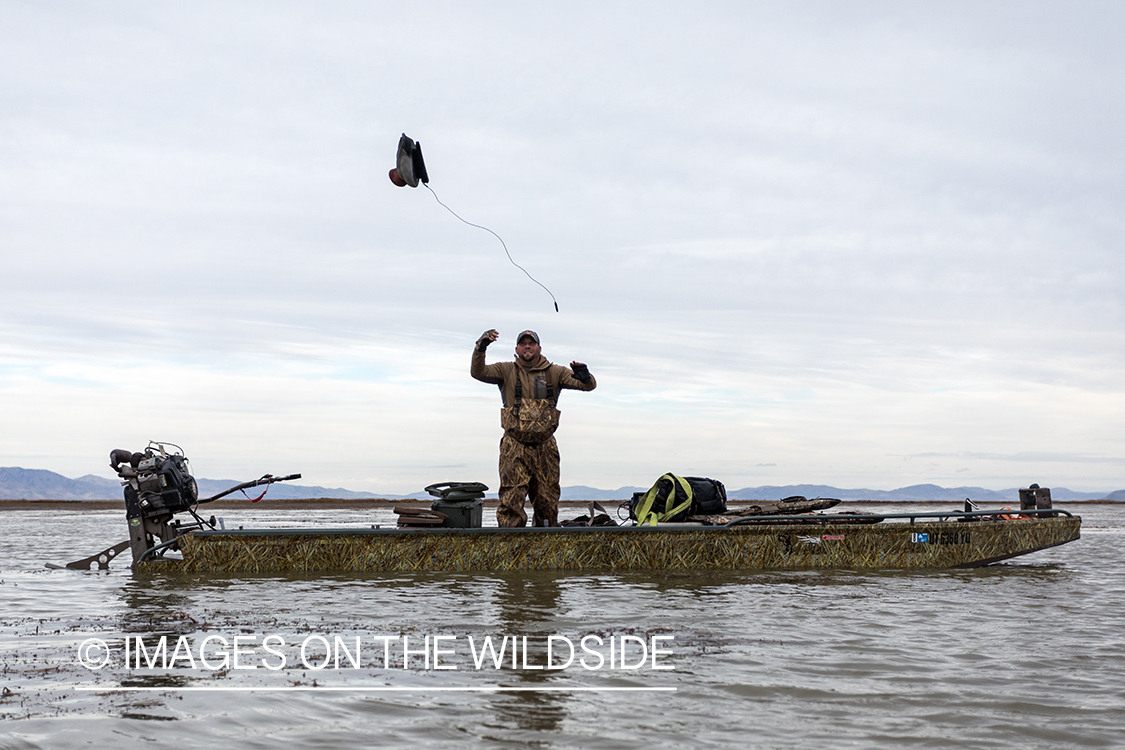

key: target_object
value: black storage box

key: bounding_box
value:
[430,497,484,528]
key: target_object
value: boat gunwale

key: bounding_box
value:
[189,509,1077,539]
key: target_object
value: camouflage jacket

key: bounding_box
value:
[471,347,596,408]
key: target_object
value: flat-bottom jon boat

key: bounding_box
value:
[154,508,1079,574]
[49,444,1080,574]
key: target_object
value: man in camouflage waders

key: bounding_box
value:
[471,329,597,527]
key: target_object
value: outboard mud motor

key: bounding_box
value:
[107,441,300,567]
[111,444,199,519]
[46,442,300,571]
[110,442,204,564]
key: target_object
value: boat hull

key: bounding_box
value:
[168,516,1081,574]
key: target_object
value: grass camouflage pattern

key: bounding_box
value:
[160,516,1081,575]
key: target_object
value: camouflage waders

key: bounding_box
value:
[471,337,595,527]
[497,435,561,527]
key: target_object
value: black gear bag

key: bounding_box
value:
[630,474,727,525]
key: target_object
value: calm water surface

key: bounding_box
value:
[1,503,1123,749]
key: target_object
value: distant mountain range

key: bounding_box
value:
[0,467,379,501]
[1,466,1121,503]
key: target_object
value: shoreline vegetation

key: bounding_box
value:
[0,498,1119,511]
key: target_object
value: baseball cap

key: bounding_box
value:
[516,330,540,344]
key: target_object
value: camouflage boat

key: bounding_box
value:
[49,444,1080,574]
[164,507,1079,574]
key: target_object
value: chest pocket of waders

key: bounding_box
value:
[501,382,560,444]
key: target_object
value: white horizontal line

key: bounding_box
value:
[76,686,676,693]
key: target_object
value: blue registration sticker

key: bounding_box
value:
[911,532,929,543]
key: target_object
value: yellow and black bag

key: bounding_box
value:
[631,474,727,525]
[632,474,694,526]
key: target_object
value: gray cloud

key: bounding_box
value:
[2,2,1123,492]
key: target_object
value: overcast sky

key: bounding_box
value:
[2,1,1122,493]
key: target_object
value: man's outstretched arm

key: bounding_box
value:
[558,361,596,391]
[471,329,506,384]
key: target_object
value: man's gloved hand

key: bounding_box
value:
[477,329,499,352]
[569,361,592,384]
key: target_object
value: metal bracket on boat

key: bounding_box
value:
[45,540,131,570]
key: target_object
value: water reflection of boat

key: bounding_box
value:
[161,508,1080,574]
